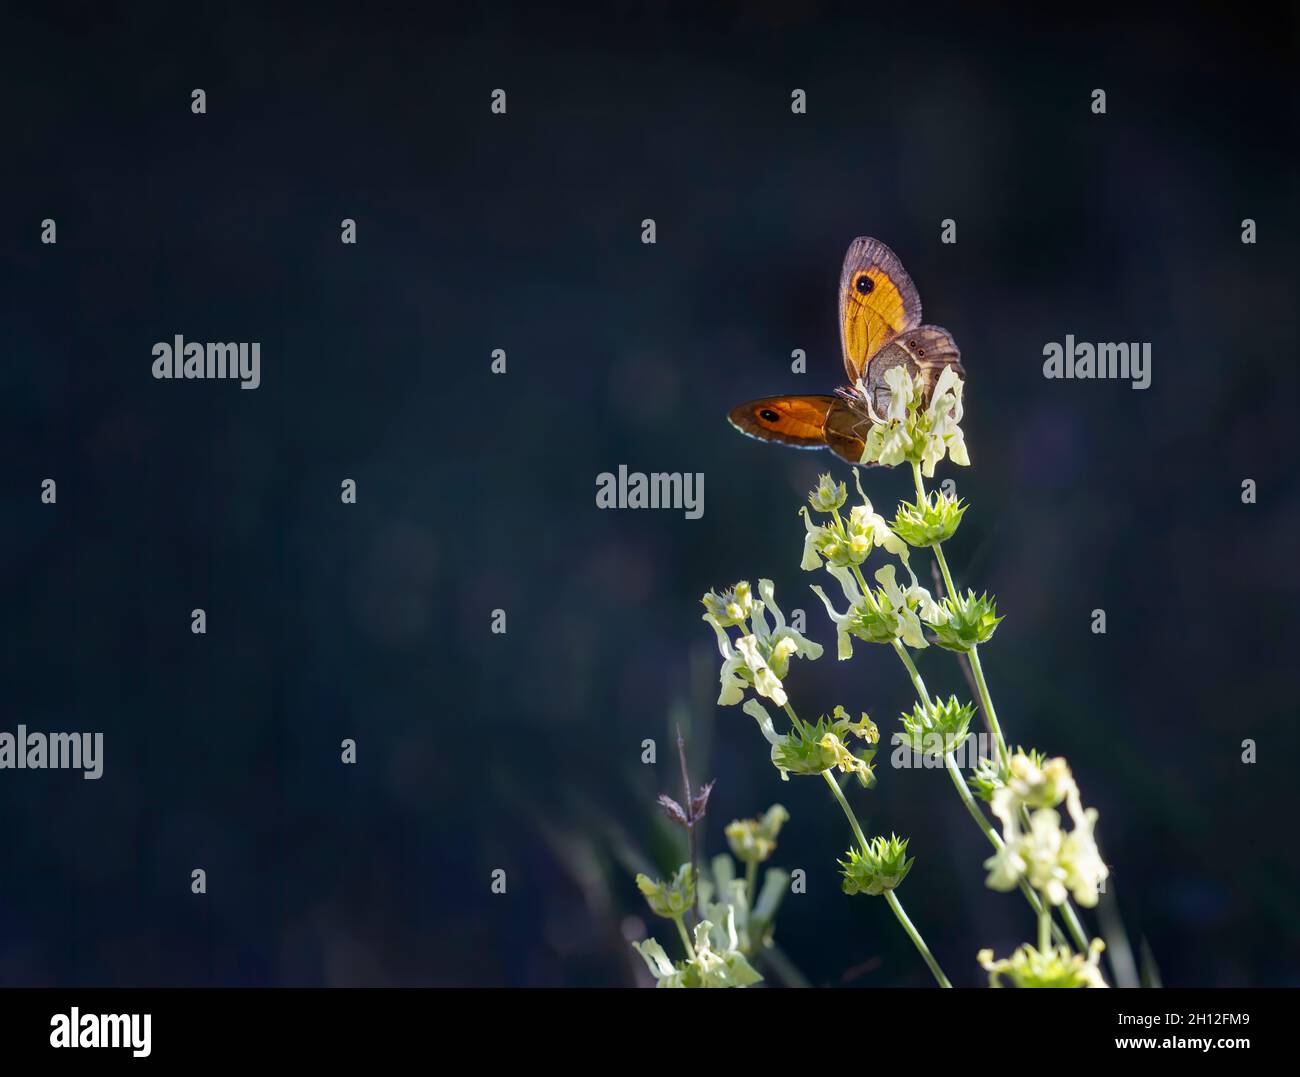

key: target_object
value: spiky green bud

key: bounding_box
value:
[845,599,903,643]
[929,589,1003,652]
[891,490,968,546]
[808,473,848,513]
[968,746,1049,803]
[701,582,755,628]
[898,695,975,755]
[839,834,914,896]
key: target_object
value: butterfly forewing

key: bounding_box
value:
[728,395,837,448]
[838,236,923,383]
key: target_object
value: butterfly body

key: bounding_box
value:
[728,237,963,464]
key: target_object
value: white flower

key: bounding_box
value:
[799,468,907,571]
[799,509,833,571]
[863,419,915,468]
[631,937,687,988]
[809,560,947,656]
[735,634,789,706]
[744,698,791,780]
[873,563,948,649]
[883,365,915,422]
[702,579,822,706]
[690,911,763,988]
[983,841,1027,894]
[704,616,751,706]
[632,912,763,989]
[809,564,868,659]
[920,366,969,477]
[859,366,971,476]
[984,758,1110,907]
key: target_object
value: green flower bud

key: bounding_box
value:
[701,582,755,628]
[839,834,914,896]
[977,939,1108,989]
[808,473,847,513]
[968,746,1047,803]
[846,600,903,643]
[725,804,790,865]
[635,863,695,919]
[891,490,968,546]
[898,695,975,755]
[968,755,1007,803]
[799,508,867,569]
[745,701,877,784]
[929,589,1003,652]
[812,563,946,655]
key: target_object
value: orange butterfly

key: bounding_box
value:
[729,237,964,464]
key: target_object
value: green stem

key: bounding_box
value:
[891,639,933,710]
[910,461,1092,956]
[1059,895,1091,953]
[821,768,870,853]
[781,701,802,733]
[671,914,695,960]
[967,646,1009,765]
[1039,904,1051,953]
[861,568,1071,946]
[884,890,953,989]
[943,751,1068,947]
[745,859,758,905]
[931,537,959,600]
[910,461,1008,764]
[910,458,929,505]
[821,769,951,988]
[942,751,998,843]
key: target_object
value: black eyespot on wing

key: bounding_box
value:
[855,274,874,295]
[759,408,780,422]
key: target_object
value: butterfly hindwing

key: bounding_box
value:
[839,236,923,384]
[823,399,873,464]
[862,324,964,415]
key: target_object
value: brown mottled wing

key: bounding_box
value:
[728,395,837,449]
[862,324,963,414]
[822,399,875,464]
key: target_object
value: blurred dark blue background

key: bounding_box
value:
[2,1,1297,986]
